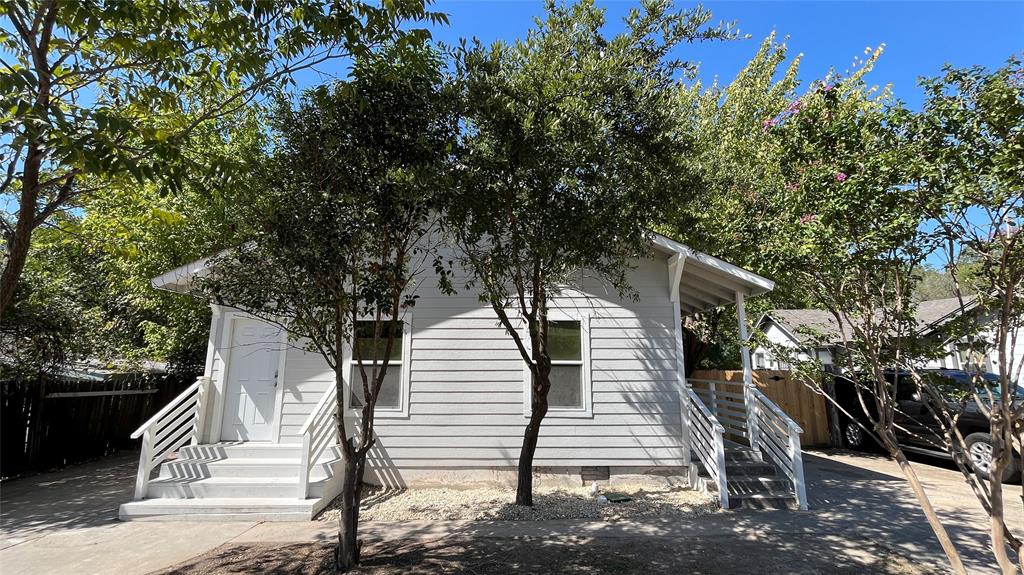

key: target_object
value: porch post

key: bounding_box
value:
[669,254,691,467]
[735,291,760,452]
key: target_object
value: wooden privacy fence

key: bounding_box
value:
[0,372,195,478]
[690,369,832,447]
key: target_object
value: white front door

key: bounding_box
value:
[221,318,281,441]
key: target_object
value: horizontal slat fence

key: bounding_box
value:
[690,369,832,447]
[1,372,195,478]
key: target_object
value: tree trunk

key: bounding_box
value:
[336,453,361,572]
[822,367,843,448]
[988,424,1016,574]
[515,294,550,507]
[883,433,967,574]
[515,412,544,506]
[0,152,42,318]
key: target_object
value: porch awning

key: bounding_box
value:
[652,233,775,315]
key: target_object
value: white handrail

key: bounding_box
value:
[687,388,729,509]
[751,387,808,510]
[131,379,202,439]
[297,385,339,499]
[690,378,808,511]
[299,383,338,436]
[131,376,211,500]
[755,389,803,434]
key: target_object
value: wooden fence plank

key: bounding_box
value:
[691,369,832,447]
[0,373,194,477]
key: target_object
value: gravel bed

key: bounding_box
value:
[317,484,717,522]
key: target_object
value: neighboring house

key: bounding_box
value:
[752,309,839,370]
[118,233,811,520]
[754,297,1023,383]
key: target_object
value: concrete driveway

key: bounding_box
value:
[1,449,1018,574]
[0,452,260,575]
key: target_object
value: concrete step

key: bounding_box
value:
[118,497,323,522]
[726,477,793,496]
[178,443,342,460]
[728,492,799,511]
[157,457,340,481]
[145,476,333,499]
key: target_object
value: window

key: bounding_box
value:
[346,318,410,415]
[524,317,591,416]
[754,353,766,369]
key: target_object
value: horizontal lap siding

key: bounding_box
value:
[278,255,684,468]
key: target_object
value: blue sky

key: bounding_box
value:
[374,1,1023,110]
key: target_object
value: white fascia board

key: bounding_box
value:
[651,232,776,294]
[150,256,211,291]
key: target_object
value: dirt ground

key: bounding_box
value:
[318,484,716,522]
[151,533,938,575]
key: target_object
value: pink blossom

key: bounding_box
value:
[785,99,803,114]
[822,84,835,93]
[799,213,818,224]
[785,182,799,191]
[835,172,848,182]
[762,118,779,131]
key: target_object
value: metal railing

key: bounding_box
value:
[297,384,339,498]
[686,388,729,509]
[129,376,211,500]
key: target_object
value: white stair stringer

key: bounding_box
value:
[118,443,343,521]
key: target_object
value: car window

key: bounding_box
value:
[894,375,917,401]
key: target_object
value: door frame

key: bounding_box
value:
[209,310,288,443]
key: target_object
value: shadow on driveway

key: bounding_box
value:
[0,451,138,548]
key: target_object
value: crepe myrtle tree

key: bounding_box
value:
[769,48,969,574]
[195,45,456,572]
[661,34,813,374]
[909,57,1024,574]
[0,0,446,318]
[447,0,733,506]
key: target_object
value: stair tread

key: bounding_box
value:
[169,456,340,465]
[125,497,320,507]
[150,475,329,485]
[729,491,797,499]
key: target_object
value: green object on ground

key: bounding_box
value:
[605,492,632,503]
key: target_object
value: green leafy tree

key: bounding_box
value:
[913,57,1024,573]
[770,48,969,573]
[661,34,809,371]
[196,45,456,571]
[1,113,265,375]
[448,0,733,506]
[0,0,445,317]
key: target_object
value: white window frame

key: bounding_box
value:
[521,312,592,418]
[342,313,413,418]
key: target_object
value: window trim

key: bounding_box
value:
[521,312,592,418]
[342,313,413,419]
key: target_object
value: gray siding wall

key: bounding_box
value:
[232,251,684,468]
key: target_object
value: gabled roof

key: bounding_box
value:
[153,232,776,314]
[759,309,844,346]
[761,296,982,347]
[915,296,979,334]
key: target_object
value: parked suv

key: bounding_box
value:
[834,369,1023,482]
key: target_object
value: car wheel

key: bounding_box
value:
[843,419,867,450]
[964,432,1022,483]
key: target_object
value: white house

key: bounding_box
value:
[118,233,810,520]
[754,298,1024,384]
